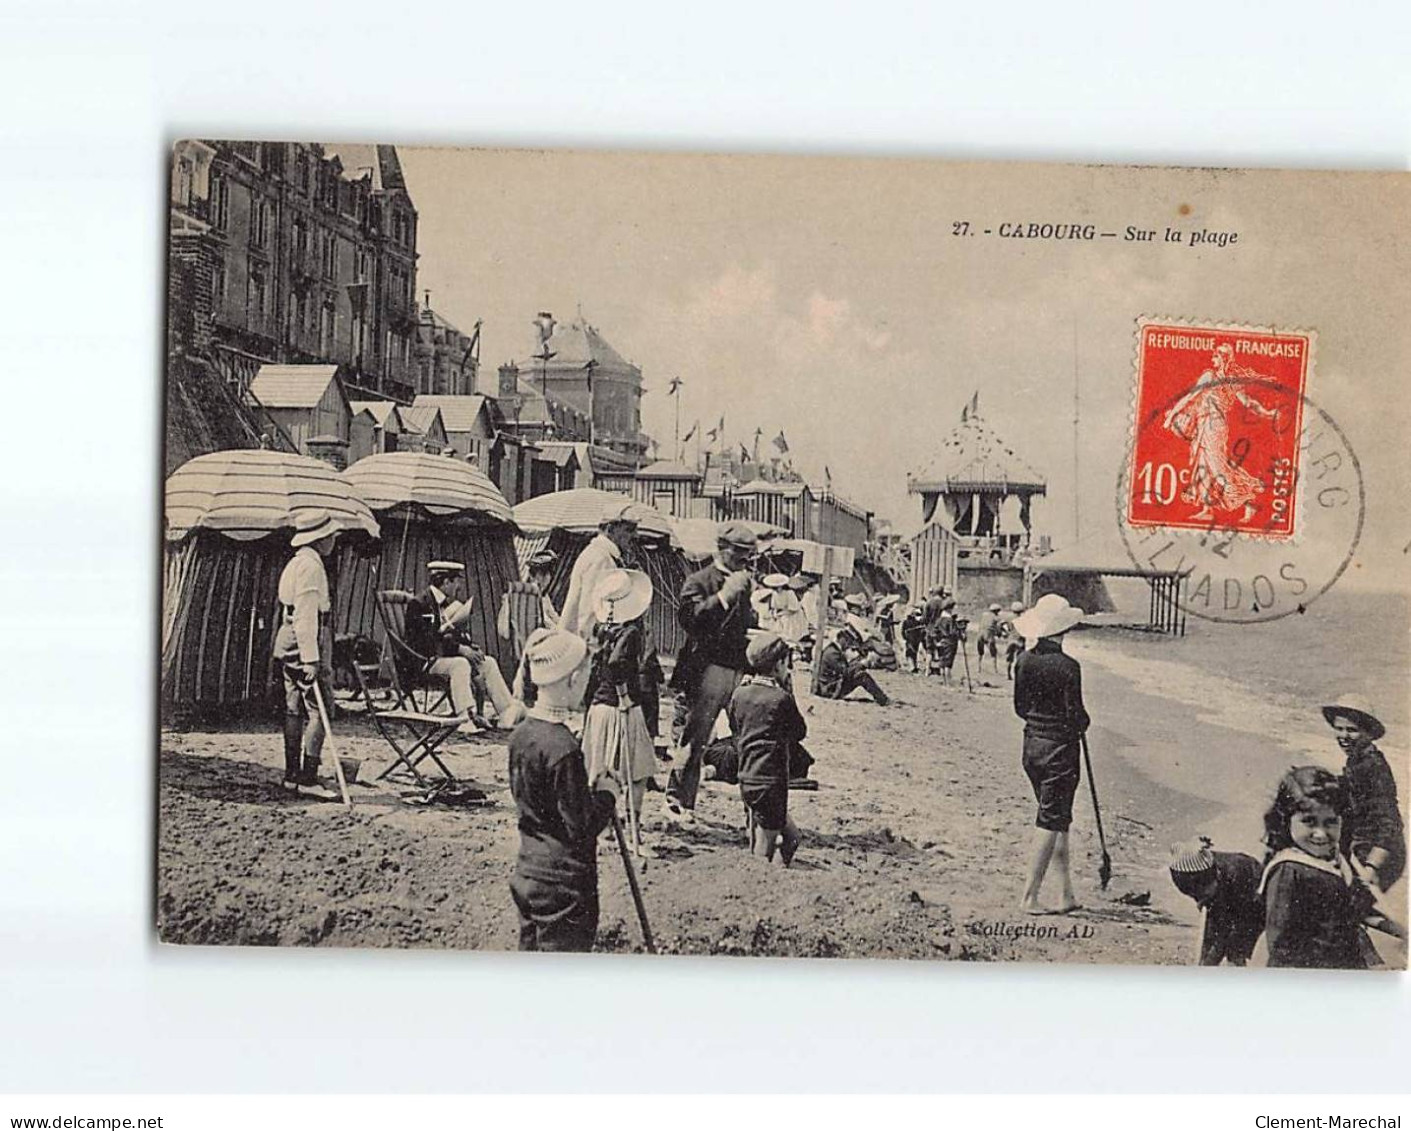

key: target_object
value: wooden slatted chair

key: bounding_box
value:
[353,590,467,785]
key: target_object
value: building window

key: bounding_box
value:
[299,156,310,194]
[383,330,392,377]
[250,198,269,249]
[320,303,335,355]
[173,156,194,206]
[354,249,368,283]
[247,268,267,330]
[321,231,337,281]
[211,260,227,313]
[209,173,229,230]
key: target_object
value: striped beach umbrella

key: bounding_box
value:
[512,487,675,540]
[671,517,787,559]
[344,451,513,525]
[164,449,380,543]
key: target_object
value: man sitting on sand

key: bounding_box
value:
[816,626,891,706]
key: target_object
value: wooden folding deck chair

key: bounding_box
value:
[354,590,469,785]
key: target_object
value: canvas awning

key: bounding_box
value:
[164,449,380,543]
[345,451,513,525]
[512,488,675,540]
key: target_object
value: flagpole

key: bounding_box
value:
[673,377,681,463]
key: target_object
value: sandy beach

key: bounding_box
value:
[158,615,1406,967]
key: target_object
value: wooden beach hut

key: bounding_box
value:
[162,449,381,721]
[339,452,519,674]
[512,488,689,660]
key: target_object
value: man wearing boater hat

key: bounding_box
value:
[666,520,759,819]
[1322,694,1406,892]
[404,560,515,731]
[273,509,343,799]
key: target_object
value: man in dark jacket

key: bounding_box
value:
[403,561,513,730]
[665,521,758,818]
[816,627,890,705]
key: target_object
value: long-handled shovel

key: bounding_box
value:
[311,680,354,811]
[611,812,656,953]
[1079,733,1112,889]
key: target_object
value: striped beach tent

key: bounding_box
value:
[162,450,381,720]
[338,453,520,674]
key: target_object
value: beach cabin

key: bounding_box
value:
[350,400,406,460]
[633,459,701,518]
[413,394,500,468]
[248,364,352,460]
[400,403,450,455]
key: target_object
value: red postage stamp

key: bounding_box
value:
[1127,319,1314,539]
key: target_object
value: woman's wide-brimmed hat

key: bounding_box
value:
[845,613,872,639]
[1321,694,1385,740]
[592,568,654,625]
[523,628,588,686]
[787,574,813,592]
[1011,601,1026,613]
[844,593,867,609]
[290,508,341,548]
[1013,593,1085,640]
[761,573,790,590]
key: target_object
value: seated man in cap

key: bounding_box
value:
[559,500,641,639]
[404,561,515,731]
[816,626,890,706]
[666,520,759,818]
[272,509,344,799]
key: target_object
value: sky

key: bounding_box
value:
[397,148,1410,588]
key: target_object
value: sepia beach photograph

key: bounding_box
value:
[158,144,1409,968]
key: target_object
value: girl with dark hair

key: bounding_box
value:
[1258,766,1401,969]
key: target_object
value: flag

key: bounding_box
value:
[968,390,979,416]
[717,415,725,435]
[668,376,684,396]
[682,420,698,443]
[706,424,719,442]
[740,443,751,463]
[772,430,789,454]
[824,464,832,486]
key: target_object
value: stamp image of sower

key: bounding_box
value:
[1117,318,1364,624]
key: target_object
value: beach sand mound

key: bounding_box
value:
[157,671,1208,964]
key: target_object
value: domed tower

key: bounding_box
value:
[517,313,646,460]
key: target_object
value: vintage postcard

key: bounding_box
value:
[160,143,1408,969]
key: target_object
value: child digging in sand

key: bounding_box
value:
[1167,836,1264,966]
[1259,766,1405,969]
[728,632,807,865]
[507,628,620,953]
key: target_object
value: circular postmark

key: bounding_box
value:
[1116,375,1365,624]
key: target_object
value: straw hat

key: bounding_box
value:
[786,574,813,592]
[1011,601,1026,613]
[746,631,790,673]
[527,549,558,571]
[290,509,340,548]
[523,628,588,686]
[845,613,872,639]
[427,560,464,577]
[1168,836,1215,874]
[1321,694,1385,740]
[761,573,790,590]
[592,568,653,625]
[878,594,902,609]
[844,593,867,609]
[1013,593,1084,640]
[989,603,1002,612]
